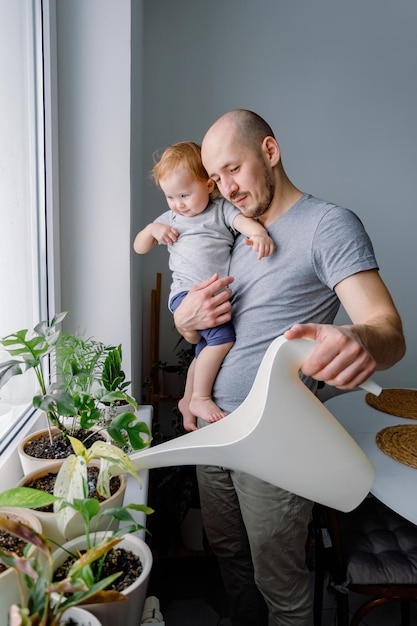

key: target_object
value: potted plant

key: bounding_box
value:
[0,507,43,626]
[52,493,153,626]
[57,338,138,436]
[16,461,127,546]
[0,478,153,626]
[54,332,109,397]
[0,313,151,473]
[52,531,152,626]
[94,344,137,411]
[93,345,144,452]
[16,435,149,544]
[0,512,125,626]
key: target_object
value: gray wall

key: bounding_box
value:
[138,0,417,388]
[57,1,133,377]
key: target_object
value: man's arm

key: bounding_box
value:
[285,269,406,389]
[173,273,234,344]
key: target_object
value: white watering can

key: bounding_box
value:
[131,336,379,512]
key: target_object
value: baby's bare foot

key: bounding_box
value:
[178,397,198,431]
[189,396,227,423]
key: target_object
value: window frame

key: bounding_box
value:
[0,0,59,454]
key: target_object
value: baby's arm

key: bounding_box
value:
[133,222,179,254]
[233,214,275,260]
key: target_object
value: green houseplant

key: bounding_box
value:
[0,422,154,624]
[0,491,152,626]
[0,464,153,626]
[16,433,150,544]
[0,513,119,626]
[94,344,136,407]
[0,314,151,460]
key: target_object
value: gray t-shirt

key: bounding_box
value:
[213,193,379,413]
[155,197,241,308]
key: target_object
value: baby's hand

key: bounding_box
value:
[244,233,275,260]
[153,223,179,245]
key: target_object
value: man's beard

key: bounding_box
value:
[232,162,275,218]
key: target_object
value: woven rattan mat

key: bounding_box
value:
[366,388,417,419]
[376,424,417,470]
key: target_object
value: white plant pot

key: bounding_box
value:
[18,427,111,475]
[52,532,153,626]
[0,508,43,626]
[61,606,103,626]
[99,402,135,427]
[17,462,127,545]
[18,427,63,475]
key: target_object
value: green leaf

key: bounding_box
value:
[102,503,153,532]
[68,537,122,576]
[57,498,101,547]
[0,360,23,389]
[97,390,138,409]
[72,497,101,520]
[87,441,143,492]
[68,436,88,458]
[49,311,68,327]
[52,390,78,415]
[93,458,110,499]
[57,571,123,610]
[54,454,87,537]
[107,413,152,450]
[125,502,154,515]
[32,390,78,418]
[87,441,135,472]
[0,486,59,509]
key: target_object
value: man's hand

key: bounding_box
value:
[174,273,234,343]
[284,323,377,390]
[285,270,406,389]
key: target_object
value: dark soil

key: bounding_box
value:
[23,429,106,460]
[0,527,27,574]
[23,467,121,513]
[54,546,143,593]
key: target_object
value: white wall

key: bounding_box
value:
[140,0,417,388]
[131,0,145,401]
[56,0,133,377]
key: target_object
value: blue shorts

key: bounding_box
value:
[170,291,236,358]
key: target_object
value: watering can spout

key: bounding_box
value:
[131,336,377,512]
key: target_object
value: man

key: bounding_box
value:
[173,109,405,625]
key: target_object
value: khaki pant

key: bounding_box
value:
[197,464,313,626]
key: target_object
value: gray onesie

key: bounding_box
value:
[154,197,241,310]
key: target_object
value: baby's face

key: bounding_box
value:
[159,166,213,217]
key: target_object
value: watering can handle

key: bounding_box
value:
[278,336,382,397]
[360,378,382,396]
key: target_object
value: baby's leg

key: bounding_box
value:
[189,342,233,422]
[178,358,198,432]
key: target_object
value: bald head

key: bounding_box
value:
[201,110,299,222]
[203,109,275,157]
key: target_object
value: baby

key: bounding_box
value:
[134,141,274,430]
